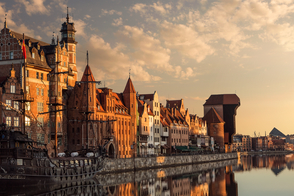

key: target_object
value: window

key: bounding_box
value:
[14,102,19,110]
[6,117,11,126]
[10,85,15,93]
[25,102,31,110]
[37,117,44,127]
[10,51,13,59]
[6,100,11,110]
[37,88,39,95]
[40,73,43,80]
[14,117,19,127]
[26,70,29,77]
[26,86,29,94]
[25,117,30,126]
[77,139,80,144]
[41,55,44,61]
[0,53,2,60]
[32,52,35,59]
[64,62,66,67]
[41,89,44,96]
[37,102,43,112]
[36,72,39,79]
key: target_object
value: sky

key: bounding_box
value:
[0,0,293,136]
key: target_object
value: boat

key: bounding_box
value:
[0,122,106,186]
[0,51,107,186]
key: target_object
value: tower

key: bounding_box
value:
[123,77,137,156]
[60,7,78,87]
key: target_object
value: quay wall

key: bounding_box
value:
[98,152,238,174]
[95,158,237,186]
[240,150,293,156]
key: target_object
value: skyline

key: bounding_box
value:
[0,0,293,136]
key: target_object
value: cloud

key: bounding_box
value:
[100,9,122,16]
[84,14,91,20]
[51,0,68,14]
[259,23,294,51]
[130,2,171,15]
[17,0,50,15]
[116,25,172,71]
[112,17,122,26]
[85,35,160,82]
[72,19,87,38]
[160,21,214,63]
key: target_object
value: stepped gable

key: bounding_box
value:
[270,127,286,138]
[203,107,224,123]
[204,94,240,105]
[123,77,136,94]
[81,65,95,82]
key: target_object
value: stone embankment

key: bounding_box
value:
[240,150,293,156]
[98,152,238,174]
[95,158,237,186]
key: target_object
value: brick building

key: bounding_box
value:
[0,13,78,156]
[160,104,189,153]
[67,64,137,158]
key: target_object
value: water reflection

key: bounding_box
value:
[234,154,294,176]
[1,154,293,195]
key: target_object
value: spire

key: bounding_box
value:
[81,51,95,82]
[51,32,55,45]
[10,63,15,78]
[56,35,59,45]
[4,13,7,29]
[123,77,136,94]
[66,7,69,23]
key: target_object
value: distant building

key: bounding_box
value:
[269,127,286,139]
[203,94,240,153]
[233,134,252,151]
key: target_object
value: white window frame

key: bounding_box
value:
[10,51,13,59]
[14,117,19,127]
[6,100,11,110]
[6,117,11,126]
[14,101,19,110]
[10,85,15,93]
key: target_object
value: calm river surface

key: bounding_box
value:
[2,154,294,196]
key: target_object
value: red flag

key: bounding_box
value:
[22,40,26,59]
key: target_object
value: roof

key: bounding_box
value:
[123,77,136,93]
[203,107,224,123]
[166,99,182,109]
[138,94,154,101]
[10,30,50,46]
[270,128,286,138]
[81,65,95,82]
[204,94,240,105]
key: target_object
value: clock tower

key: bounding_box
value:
[60,7,78,87]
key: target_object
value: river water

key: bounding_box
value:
[2,154,293,196]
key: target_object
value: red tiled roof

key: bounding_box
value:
[147,105,154,116]
[81,65,95,82]
[203,107,224,123]
[204,94,240,105]
[123,77,136,93]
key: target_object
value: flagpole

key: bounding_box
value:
[22,33,26,134]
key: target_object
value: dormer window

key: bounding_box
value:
[29,42,31,47]
[41,55,44,61]
[32,52,35,59]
